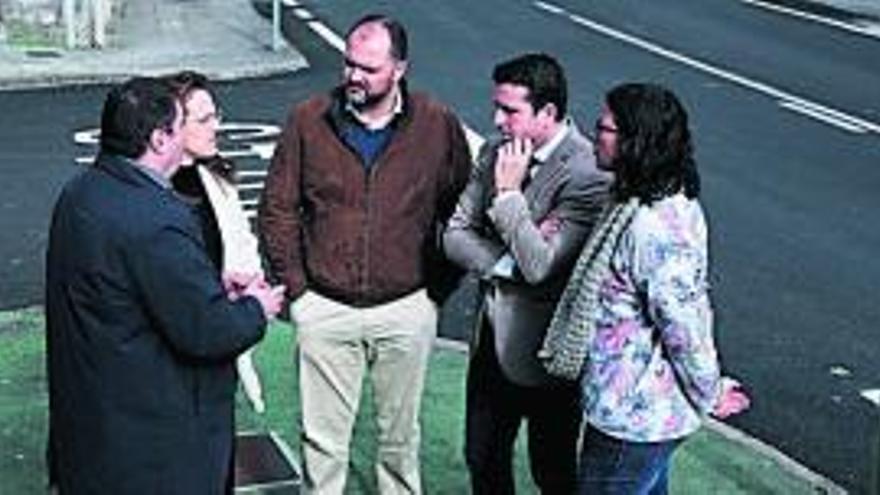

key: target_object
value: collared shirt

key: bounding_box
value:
[345,88,404,131]
[531,117,571,167]
[342,88,405,168]
[130,159,172,189]
[582,194,722,442]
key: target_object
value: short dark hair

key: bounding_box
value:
[605,83,700,203]
[492,53,567,121]
[99,77,178,159]
[347,14,408,61]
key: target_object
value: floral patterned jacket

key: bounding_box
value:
[582,193,722,442]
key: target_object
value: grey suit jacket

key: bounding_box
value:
[444,123,610,386]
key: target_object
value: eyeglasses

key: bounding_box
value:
[189,109,223,126]
[594,119,618,135]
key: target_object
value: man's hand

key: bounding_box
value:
[239,277,286,320]
[494,137,533,193]
[537,214,562,240]
[222,271,261,301]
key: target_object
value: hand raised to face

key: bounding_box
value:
[494,137,534,193]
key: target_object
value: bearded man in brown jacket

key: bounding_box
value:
[258,14,472,495]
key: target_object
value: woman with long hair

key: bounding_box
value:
[541,83,750,494]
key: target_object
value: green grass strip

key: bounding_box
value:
[1,308,817,493]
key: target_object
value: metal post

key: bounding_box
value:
[63,0,76,49]
[272,0,282,51]
[92,0,106,48]
[873,419,880,495]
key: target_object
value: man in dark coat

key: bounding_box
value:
[45,77,285,494]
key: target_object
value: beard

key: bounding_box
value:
[345,82,392,111]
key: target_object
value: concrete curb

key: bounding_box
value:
[434,336,849,494]
[0,59,306,92]
[704,418,848,494]
[0,0,308,91]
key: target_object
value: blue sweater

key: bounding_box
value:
[340,121,394,170]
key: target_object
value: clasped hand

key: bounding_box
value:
[222,271,286,319]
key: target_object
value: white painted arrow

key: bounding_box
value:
[860,389,880,407]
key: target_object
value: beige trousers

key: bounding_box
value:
[291,289,437,495]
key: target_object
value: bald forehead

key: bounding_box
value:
[347,22,393,58]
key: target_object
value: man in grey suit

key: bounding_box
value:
[444,53,610,494]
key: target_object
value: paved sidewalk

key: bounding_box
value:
[0,0,307,90]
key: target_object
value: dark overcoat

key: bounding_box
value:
[46,153,266,494]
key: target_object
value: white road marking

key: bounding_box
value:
[533,1,564,15]
[533,1,880,137]
[222,123,281,141]
[779,98,875,130]
[238,169,268,178]
[73,123,280,165]
[293,8,314,21]
[236,182,265,192]
[73,129,100,145]
[861,389,880,407]
[222,142,277,161]
[741,0,880,40]
[281,0,300,7]
[780,100,868,133]
[828,365,854,377]
[248,142,277,160]
[306,20,346,52]
[74,146,277,165]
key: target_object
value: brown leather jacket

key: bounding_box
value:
[258,87,472,307]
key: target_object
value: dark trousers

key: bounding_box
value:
[465,323,581,495]
[577,424,681,495]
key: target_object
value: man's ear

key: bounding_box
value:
[147,129,162,153]
[539,102,558,121]
[392,60,409,84]
[146,128,164,154]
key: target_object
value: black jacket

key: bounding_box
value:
[46,153,266,494]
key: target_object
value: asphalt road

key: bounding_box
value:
[264,1,880,490]
[1,0,878,491]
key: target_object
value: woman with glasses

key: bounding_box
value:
[166,71,266,416]
[541,83,750,494]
